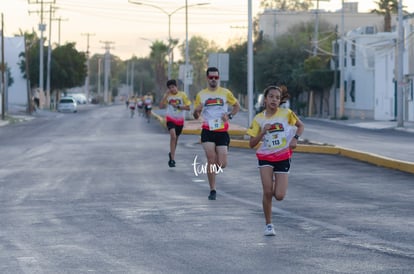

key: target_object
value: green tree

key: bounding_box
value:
[19,33,87,93]
[116,56,154,97]
[227,42,247,98]
[248,19,335,115]
[51,43,86,90]
[0,64,14,87]
[303,55,334,115]
[18,31,41,89]
[179,36,220,99]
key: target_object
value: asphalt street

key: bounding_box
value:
[0,104,413,273]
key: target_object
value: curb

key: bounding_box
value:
[152,112,414,175]
[230,140,414,175]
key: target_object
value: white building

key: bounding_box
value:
[332,15,414,122]
[258,2,414,122]
[0,36,28,112]
[259,2,387,41]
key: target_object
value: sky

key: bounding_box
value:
[1,0,413,60]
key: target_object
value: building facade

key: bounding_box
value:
[0,36,28,112]
[258,2,414,122]
[332,15,414,122]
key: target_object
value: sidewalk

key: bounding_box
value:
[306,117,414,134]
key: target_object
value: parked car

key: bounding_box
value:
[57,97,77,113]
[70,93,88,104]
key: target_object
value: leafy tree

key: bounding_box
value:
[19,32,87,94]
[0,64,14,87]
[244,19,336,116]
[51,43,86,90]
[115,56,154,97]
[260,0,313,11]
[227,42,248,97]
[18,31,41,89]
[179,36,220,99]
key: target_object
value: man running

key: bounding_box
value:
[193,67,240,200]
[160,79,191,167]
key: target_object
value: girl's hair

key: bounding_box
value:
[263,85,290,104]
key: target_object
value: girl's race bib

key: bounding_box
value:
[264,130,286,149]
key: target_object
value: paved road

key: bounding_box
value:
[0,104,413,273]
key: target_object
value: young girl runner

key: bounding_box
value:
[247,85,304,236]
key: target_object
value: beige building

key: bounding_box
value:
[258,2,392,41]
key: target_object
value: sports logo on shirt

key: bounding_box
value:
[268,123,284,133]
[169,98,181,105]
[204,98,224,107]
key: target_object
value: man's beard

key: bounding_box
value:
[209,81,218,88]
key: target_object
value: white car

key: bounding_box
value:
[71,93,88,104]
[57,97,77,113]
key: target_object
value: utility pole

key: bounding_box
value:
[82,33,95,102]
[333,25,338,119]
[184,0,189,97]
[52,17,68,46]
[338,0,345,118]
[247,0,254,126]
[396,0,404,127]
[46,4,57,110]
[312,0,330,55]
[27,0,56,106]
[98,57,102,101]
[100,41,114,104]
[1,13,5,120]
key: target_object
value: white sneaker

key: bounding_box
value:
[264,224,276,236]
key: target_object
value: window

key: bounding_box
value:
[344,43,347,67]
[344,81,347,102]
[350,80,356,102]
[351,40,356,66]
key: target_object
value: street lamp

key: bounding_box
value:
[128,1,209,80]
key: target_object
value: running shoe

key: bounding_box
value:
[264,224,276,236]
[168,160,176,167]
[208,190,216,200]
[168,153,175,167]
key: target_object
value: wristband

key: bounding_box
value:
[228,113,233,120]
[294,134,300,140]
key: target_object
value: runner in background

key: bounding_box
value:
[159,79,191,167]
[143,92,154,123]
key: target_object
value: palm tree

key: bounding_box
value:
[260,0,313,11]
[371,0,399,32]
[149,40,168,100]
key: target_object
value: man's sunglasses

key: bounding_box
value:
[208,76,219,80]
